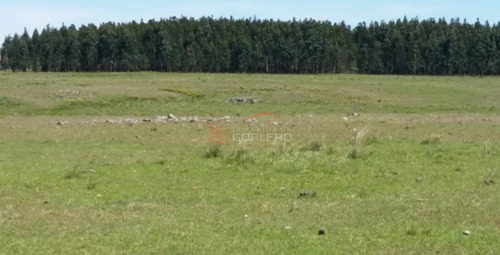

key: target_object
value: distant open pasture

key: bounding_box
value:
[0,72,499,254]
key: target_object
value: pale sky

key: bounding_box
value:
[1,0,499,40]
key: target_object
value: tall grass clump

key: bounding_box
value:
[300,141,323,152]
[420,134,442,145]
[269,141,298,158]
[348,125,370,159]
[204,144,223,158]
[224,147,253,165]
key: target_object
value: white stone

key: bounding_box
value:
[168,113,178,121]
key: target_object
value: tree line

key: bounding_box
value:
[1,16,499,75]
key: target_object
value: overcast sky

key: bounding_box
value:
[1,0,499,39]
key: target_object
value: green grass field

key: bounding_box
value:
[1,72,499,254]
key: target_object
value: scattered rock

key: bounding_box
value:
[352,112,360,116]
[56,121,65,126]
[82,169,95,173]
[220,116,231,122]
[279,187,286,192]
[154,116,168,123]
[298,190,316,198]
[251,98,261,104]
[318,227,326,235]
[122,118,139,126]
[71,115,234,126]
[168,113,178,122]
[285,226,292,230]
[463,230,471,235]
[51,90,92,100]
[484,179,495,185]
[229,97,247,103]
[416,177,423,183]
[229,97,262,104]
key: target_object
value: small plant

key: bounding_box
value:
[64,167,95,179]
[365,135,379,145]
[224,148,253,165]
[309,141,323,151]
[0,96,22,107]
[406,227,417,236]
[348,148,363,159]
[86,179,97,190]
[154,160,166,165]
[325,147,338,155]
[269,142,297,157]
[348,125,370,160]
[421,134,441,145]
[64,168,82,179]
[204,144,223,158]
[300,141,322,152]
[184,89,202,98]
[63,98,86,104]
[159,87,202,98]
[124,95,160,102]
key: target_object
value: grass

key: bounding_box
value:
[0,72,500,117]
[0,72,499,254]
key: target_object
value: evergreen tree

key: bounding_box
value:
[1,17,500,75]
[61,25,81,71]
[30,29,42,71]
[79,24,98,72]
[1,36,13,70]
[8,34,30,71]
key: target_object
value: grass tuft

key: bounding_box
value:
[159,87,202,98]
[306,141,323,151]
[224,148,253,165]
[64,168,83,179]
[421,134,442,145]
[204,144,223,158]
[269,142,297,157]
[348,148,365,159]
[348,125,370,159]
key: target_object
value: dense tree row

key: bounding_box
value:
[1,17,499,74]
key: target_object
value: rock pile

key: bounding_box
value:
[228,97,262,104]
[50,90,93,99]
[78,114,232,126]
